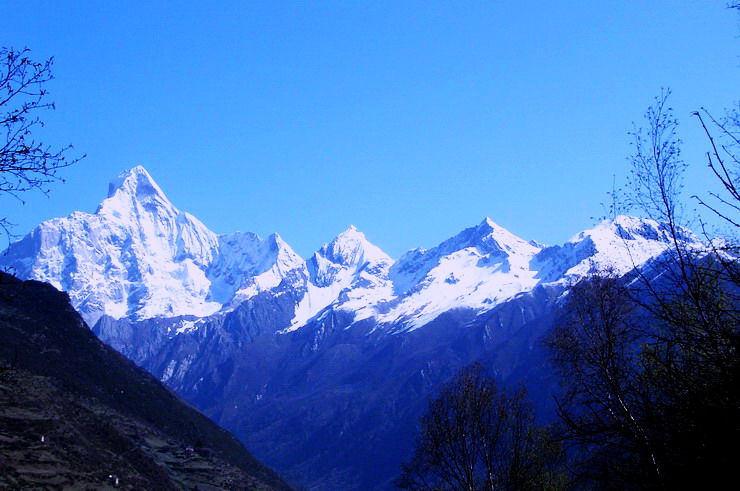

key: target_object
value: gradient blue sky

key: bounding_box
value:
[3,1,739,257]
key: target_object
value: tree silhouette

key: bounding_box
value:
[547,88,740,488]
[0,47,84,242]
[397,364,565,490]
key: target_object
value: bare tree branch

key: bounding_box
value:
[0,47,85,244]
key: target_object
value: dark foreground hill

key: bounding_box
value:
[0,273,291,490]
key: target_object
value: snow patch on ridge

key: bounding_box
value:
[376,218,542,330]
[283,226,394,331]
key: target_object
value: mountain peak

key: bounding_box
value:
[106,166,167,201]
[268,233,303,260]
[337,224,362,238]
[326,225,370,253]
[573,215,678,245]
[476,217,511,237]
[98,166,174,217]
[268,232,285,244]
[319,226,391,268]
[450,217,540,256]
[480,217,500,229]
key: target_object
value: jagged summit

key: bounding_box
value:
[0,166,303,324]
[381,218,545,328]
[568,215,697,246]
[97,165,174,217]
[107,165,161,197]
[530,215,694,284]
[288,225,395,331]
[0,166,699,336]
[478,217,521,237]
[474,217,541,255]
[480,216,501,229]
[328,225,366,248]
[318,225,392,268]
[432,218,538,258]
[567,215,696,261]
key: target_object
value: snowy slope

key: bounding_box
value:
[209,231,304,307]
[376,218,542,329]
[531,215,689,284]
[284,225,395,331]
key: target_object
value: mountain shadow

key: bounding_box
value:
[0,272,292,490]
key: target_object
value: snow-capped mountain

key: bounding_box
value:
[287,225,395,330]
[0,166,696,490]
[531,214,690,283]
[1,166,686,331]
[0,166,304,325]
[210,231,304,308]
[381,218,543,330]
[281,214,682,333]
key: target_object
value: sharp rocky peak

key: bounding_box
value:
[438,217,540,257]
[107,165,166,200]
[267,233,304,264]
[267,232,288,249]
[530,215,695,285]
[388,218,539,297]
[479,216,500,230]
[96,165,175,218]
[332,224,365,243]
[572,215,692,245]
[317,225,392,268]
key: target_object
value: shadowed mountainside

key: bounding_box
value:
[0,273,291,490]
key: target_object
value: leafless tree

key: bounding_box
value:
[0,47,84,242]
[547,85,740,488]
[545,274,663,488]
[396,364,565,490]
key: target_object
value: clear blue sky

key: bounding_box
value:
[3,1,739,257]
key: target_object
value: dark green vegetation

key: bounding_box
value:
[0,273,291,490]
